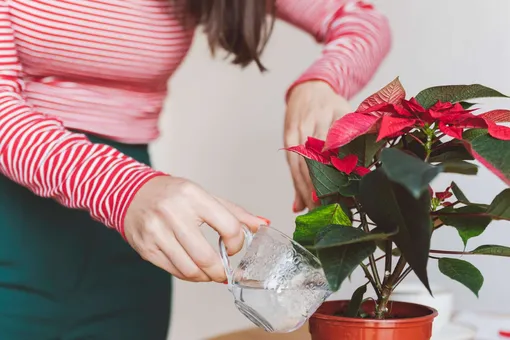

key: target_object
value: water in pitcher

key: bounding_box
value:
[231,278,330,332]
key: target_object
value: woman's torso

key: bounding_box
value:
[8,0,194,143]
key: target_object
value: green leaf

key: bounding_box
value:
[340,176,361,197]
[306,159,362,199]
[429,142,474,163]
[463,128,488,140]
[416,84,508,109]
[315,225,396,249]
[306,159,349,195]
[437,205,492,247]
[451,181,470,203]
[438,258,484,297]
[463,130,510,184]
[381,148,442,199]
[294,204,352,247]
[345,284,368,317]
[314,227,377,291]
[460,101,476,109]
[441,160,478,175]
[400,131,429,160]
[376,241,400,256]
[338,134,385,167]
[471,245,510,257]
[487,189,510,220]
[357,169,432,292]
[305,159,349,201]
[314,195,354,222]
[392,248,402,256]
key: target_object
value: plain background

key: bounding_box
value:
[149,1,510,339]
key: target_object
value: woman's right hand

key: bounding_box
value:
[124,176,266,283]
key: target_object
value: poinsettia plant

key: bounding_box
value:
[286,78,510,319]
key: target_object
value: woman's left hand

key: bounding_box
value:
[284,81,351,213]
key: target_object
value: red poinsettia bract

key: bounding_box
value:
[324,81,510,151]
[286,137,370,177]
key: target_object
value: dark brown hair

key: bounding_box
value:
[177,0,276,71]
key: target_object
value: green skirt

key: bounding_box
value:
[0,134,172,339]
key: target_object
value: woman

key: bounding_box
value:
[0,0,390,338]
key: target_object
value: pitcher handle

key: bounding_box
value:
[219,225,255,288]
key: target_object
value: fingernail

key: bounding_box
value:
[500,330,510,338]
[257,216,271,225]
[222,280,228,285]
[312,191,320,203]
[293,201,298,213]
[499,330,510,338]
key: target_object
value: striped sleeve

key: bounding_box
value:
[277,0,392,100]
[0,3,164,236]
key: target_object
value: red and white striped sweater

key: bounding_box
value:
[0,0,391,235]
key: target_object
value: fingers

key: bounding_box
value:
[293,191,305,213]
[148,249,186,281]
[298,157,316,210]
[127,229,179,276]
[285,105,317,213]
[286,149,305,212]
[153,187,237,281]
[174,196,267,282]
[215,196,266,233]
[194,192,246,256]
[284,84,352,214]
[287,151,313,212]
[297,157,315,210]
[313,119,331,141]
[125,177,264,283]
[142,219,212,282]
[169,219,227,283]
[130,224,196,281]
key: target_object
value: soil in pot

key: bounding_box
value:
[309,300,438,340]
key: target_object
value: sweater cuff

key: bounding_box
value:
[285,60,349,103]
[117,170,169,239]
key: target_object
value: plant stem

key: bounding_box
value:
[429,249,473,255]
[408,134,425,145]
[430,211,484,218]
[368,159,380,169]
[352,219,377,226]
[355,201,382,291]
[424,134,433,162]
[402,135,409,149]
[423,126,436,162]
[389,137,400,147]
[383,241,393,285]
[375,257,407,319]
[393,266,413,289]
[433,217,444,230]
[363,254,386,267]
[368,143,388,168]
[368,249,382,291]
[360,263,382,300]
[389,257,408,285]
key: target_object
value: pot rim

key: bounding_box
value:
[311,300,438,324]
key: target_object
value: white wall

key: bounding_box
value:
[150,1,510,339]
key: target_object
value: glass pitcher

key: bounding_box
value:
[219,225,332,333]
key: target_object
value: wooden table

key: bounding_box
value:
[209,323,311,340]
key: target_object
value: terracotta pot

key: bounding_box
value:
[309,300,438,340]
